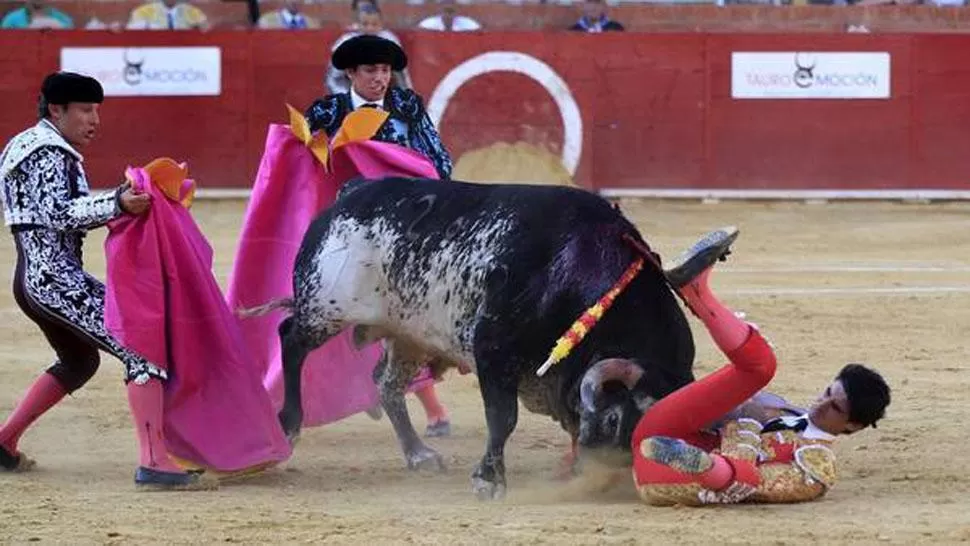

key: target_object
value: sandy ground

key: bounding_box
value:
[1,199,969,545]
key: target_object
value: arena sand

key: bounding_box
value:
[1,199,969,545]
[453,142,574,186]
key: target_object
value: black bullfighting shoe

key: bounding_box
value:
[134,466,219,491]
[664,226,739,289]
[639,436,714,475]
[0,444,35,472]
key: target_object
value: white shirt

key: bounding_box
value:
[802,416,836,442]
[417,15,481,32]
[350,87,385,110]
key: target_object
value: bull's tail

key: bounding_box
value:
[236,297,295,319]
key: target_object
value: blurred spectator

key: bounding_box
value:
[126,0,209,30]
[1,1,73,29]
[245,0,259,27]
[348,0,377,31]
[569,0,623,33]
[84,17,124,30]
[417,0,481,32]
[258,0,319,29]
[326,3,413,94]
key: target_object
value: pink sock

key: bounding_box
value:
[0,372,67,453]
[678,267,752,354]
[698,453,734,490]
[126,379,183,473]
[414,385,448,423]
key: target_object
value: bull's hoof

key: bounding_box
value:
[472,477,507,501]
[406,447,446,473]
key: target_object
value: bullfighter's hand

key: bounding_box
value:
[120,185,152,215]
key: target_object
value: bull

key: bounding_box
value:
[271,177,696,499]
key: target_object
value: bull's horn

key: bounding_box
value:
[579,358,644,414]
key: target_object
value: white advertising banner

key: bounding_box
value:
[60,47,221,97]
[731,52,891,99]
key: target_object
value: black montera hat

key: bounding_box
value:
[41,72,104,105]
[332,34,407,71]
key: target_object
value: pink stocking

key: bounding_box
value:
[414,384,448,423]
[678,267,752,354]
[125,379,183,473]
[0,372,67,453]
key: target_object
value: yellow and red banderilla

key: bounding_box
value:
[535,255,645,377]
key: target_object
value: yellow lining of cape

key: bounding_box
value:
[124,157,196,209]
[285,103,390,170]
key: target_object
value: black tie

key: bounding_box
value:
[360,103,380,109]
[761,415,809,433]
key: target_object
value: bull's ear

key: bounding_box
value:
[579,359,645,414]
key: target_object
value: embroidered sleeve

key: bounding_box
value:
[752,444,836,503]
[399,90,454,180]
[305,95,343,136]
[26,146,120,231]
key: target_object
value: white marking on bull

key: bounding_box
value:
[299,212,516,370]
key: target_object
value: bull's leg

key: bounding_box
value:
[277,316,339,444]
[470,358,520,501]
[374,341,446,472]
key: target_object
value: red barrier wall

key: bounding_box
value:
[1,30,969,193]
[22,1,970,33]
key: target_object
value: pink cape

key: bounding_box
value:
[103,166,292,473]
[225,125,440,427]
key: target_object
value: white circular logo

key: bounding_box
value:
[426,52,583,177]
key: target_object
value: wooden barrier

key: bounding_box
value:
[1,30,968,197]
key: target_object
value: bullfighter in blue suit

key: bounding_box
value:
[304,34,453,180]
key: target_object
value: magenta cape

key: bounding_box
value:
[225,125,440,427]
[103,165,292,473]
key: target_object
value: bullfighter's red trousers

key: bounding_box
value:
[631,327,778,488]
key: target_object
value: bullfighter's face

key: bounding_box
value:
[808,379,865,435]
[48,102,100,148]
[348,64,391,103]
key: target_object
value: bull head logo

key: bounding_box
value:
[123,49,145,86]
[793,53,816,89]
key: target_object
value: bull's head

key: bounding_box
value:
[575,358,653,465]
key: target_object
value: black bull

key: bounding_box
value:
[268,177,696,499]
